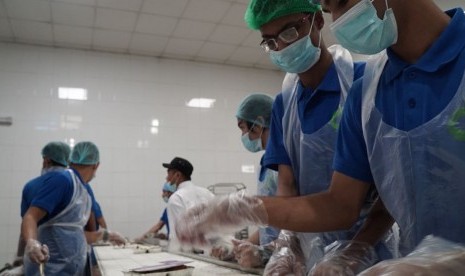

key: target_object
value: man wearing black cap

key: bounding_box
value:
[162,157,214,251]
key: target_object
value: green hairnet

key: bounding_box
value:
[70,141,100,165]
[245,0,321,30]
[236,93,274,127]
[41,141,71,166]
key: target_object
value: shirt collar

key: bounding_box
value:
[385,8,465,82]
[177,180,191,189]
[297,63,340,100]
[70,167,86,185]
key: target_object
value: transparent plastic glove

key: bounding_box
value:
[25,239,49,264]
[99,229,126,246]
[263,230,306,276]
[359,236,465,276]
[309,240,377,276]
[175,191,268,246]
[1,265,24,276]
[232,239,271,268]
[108,231,126,246]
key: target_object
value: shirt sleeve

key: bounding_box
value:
[263,93,292,171]
[84,184,99,216]
[333,78,374,183]
[160,208,169,235]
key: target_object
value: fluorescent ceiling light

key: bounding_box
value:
[58,87,88,101]
[151,119,159,126]
[186,98,216,108]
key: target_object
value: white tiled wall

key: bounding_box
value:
[0,42,284,265]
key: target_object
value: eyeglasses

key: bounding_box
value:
[260,15,311,52]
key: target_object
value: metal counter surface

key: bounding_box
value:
[93,245,262,276]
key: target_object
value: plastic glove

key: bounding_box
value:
[0,265,24,276]
[309,240,377,276]
[25,239,49,264]
[263,230,306,276]
[175,191,268,247]
[108,231,126,246]
[232,239,270,268]
[99,229,126,246]
[359,236,465,276]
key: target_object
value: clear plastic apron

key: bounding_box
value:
[24,169,92,276]
[257,165,280,245]
[361,51,465,256]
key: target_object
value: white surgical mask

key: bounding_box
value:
[330,0,397,54]
[163,196,169,203]
[241,124,264,153]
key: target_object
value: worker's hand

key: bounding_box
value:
[309,241,377,276]
[175,191,268,247]
[25,239,49,264]
[263,230,306,276]
[232,239,264,268]
[108,231,126,246]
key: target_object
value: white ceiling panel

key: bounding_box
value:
[196,42,236,61]
[142,0,189,17]
[209,25,251,45]
[221,3,248,27]
[4,0,50,22]
[172,19,216,40]
[97,0,143,12]
[54,25,92,46]
[4,0,460,70]
[95,8,138,32]
[164,37,203,58]
[129,33,168,55]
[93,29,131,50]
[51,2,95,27]
[10,20,53,43]
[54,0,96,5]
[183,0,231,22]
[135,13,177,36]
[0,18,12,38]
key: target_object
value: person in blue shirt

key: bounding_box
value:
[4,142,71,276]
[175,0,465,274]
[135,182,176,243]
[21,141,125,275]
[242,0,393,274]
[231,93,279,268]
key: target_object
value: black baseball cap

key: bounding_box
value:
[162,157,193,178]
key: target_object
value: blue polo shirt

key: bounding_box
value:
[160,208,169,235]
[333,8,465,183]
[21,169,76,224]
[264,61,366,171]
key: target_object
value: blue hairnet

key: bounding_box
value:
[70,141,100,165]
[163,182,176,193]
[236,93,274,127]
[41,141,71,166]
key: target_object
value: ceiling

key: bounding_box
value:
[0,0,463,70]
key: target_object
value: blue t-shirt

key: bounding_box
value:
[160,208,169,235]
[264,61,366,171]
[21,170,75,224]
[84,184,100,218]
[333,8,465,183]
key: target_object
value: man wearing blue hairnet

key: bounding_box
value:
[21,141,125,275]
[3,142,71,276]
[135,182,176,243]
[230,93,279,268]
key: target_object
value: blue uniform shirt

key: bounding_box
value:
[160,208,169,235]
[21,170,75,224]
[264,61,366,171]
[333,8,465,183]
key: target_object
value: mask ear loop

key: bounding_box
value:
[309,13,322,48]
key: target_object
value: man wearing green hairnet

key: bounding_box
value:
[21,141,125,275]
[175,0,397,275]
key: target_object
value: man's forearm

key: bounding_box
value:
[352,198,394,245]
